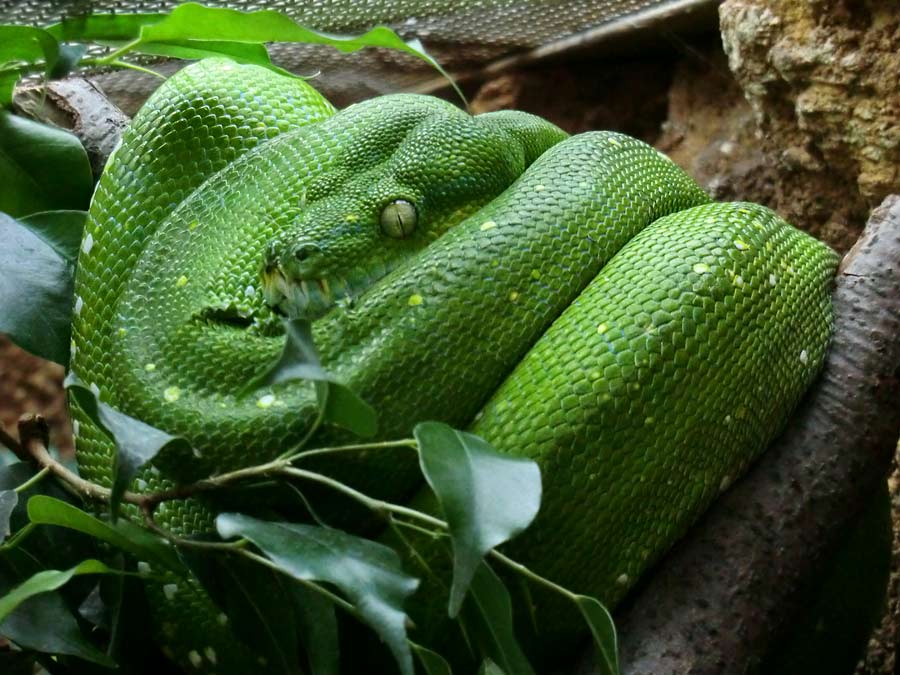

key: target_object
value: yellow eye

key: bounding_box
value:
[380,200,417,238]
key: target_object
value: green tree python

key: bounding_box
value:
[69,58,838,673]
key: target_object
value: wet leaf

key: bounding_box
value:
[575,595,619,675]
[0,558,115,621]
[65,374,191,517]
[182,549,302,675]
[27,495,180,571]
[413,644,453,675]
[19,210,87,262]
[414,422,541,616]
[293,583,340,675]
[0,112,92,217]
[244,319,377,437]
[0,211,75,365]
[217,513,419,675]
[459,562,534,675]
[0,589,113,667]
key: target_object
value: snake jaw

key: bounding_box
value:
[261,265,345,320]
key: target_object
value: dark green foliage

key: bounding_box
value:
[415,421,541,616]
[0,211,80,365]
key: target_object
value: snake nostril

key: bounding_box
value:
[293,243,320,263]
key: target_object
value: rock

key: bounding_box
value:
[720,0,900,248]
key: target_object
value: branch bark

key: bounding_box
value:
[12,78,129,180]
[575,195,900,674]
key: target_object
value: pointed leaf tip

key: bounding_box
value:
[64,373,191,518]
[575,595,619,675]
[216,513,419,675]
[414,421,541,617]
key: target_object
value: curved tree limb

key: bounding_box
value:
[12,78,129,180]
[575,195,900,674]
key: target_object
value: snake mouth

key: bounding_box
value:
[261,266,353,320]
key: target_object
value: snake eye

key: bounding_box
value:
[380,199,417,239]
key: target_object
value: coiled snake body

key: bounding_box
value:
[70,59,838,672]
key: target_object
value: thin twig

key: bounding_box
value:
[280,466,447,530]
[18,413,121,503]
[488,550,576,601]
[388,516,447,586]
[13,466,50,493]
[284,438,418,463]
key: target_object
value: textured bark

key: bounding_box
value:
[12,78,129,181]
[573,195,900,674]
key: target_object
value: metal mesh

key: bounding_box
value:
[1,1,688,109]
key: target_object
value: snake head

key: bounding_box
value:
[260,185,428,320]
[260,95,542,320]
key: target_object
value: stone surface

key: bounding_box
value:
[720,0,900,249]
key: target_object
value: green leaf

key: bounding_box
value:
[479,659,506,675]
[292,584,340,675]
[44,3,462,101]
[414,422,541,617]
[0,463,96,576]
[20,210,87,262]
[65,374,192,517]
[317,380,378,439]
[0,27,59,103]
[413,644,453,675]
[0,490,16,539]
[575,595,619,675]
[0,25,58,67]
[77,582,108,629]
[0,211,74,365]
[0,71,17,108]
[121,40,288,76]
[0,588,114,667]
[245,319,377,437]
[26,495,180,572]
[0,112,92,217]
[181,550,302,675]
[216,513,419,675]
[48,44,87,80]
[45,13,166,43]
[0,559,114,621]
[245,319,329,388]
[459,562,535,675]
[142,3,457,92]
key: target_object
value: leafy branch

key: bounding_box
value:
[0,2,465,109]
[1,403,618,675]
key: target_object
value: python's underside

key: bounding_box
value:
[68,59,838,673]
